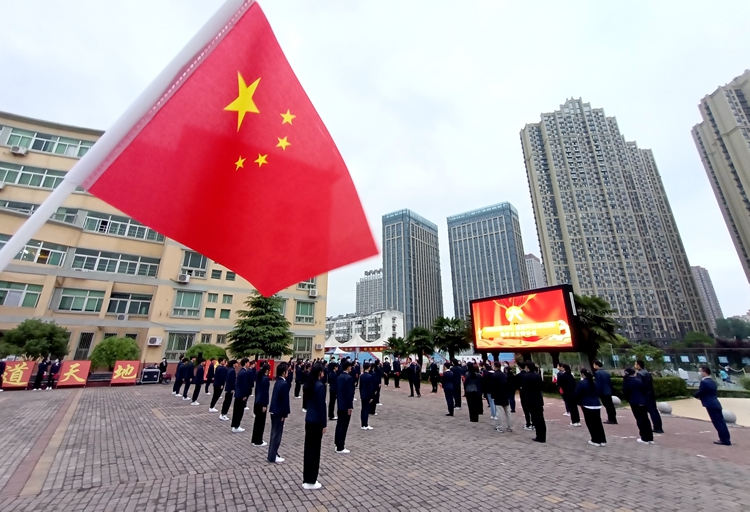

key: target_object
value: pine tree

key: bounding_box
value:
[227,291,294,359]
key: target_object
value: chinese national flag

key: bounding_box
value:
[83,1,377,295]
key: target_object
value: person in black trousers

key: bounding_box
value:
[252,363,271,447]
[327,361,339,420]
[382,358,391,386]
[576,369,607,446]
[335,361,355,453]
[464,363,482,422]
[46,359,60,390]
[441,363,455,416]
[294,361,304,399]
[410,359,422,397]
[33,359,48,391]
[190,361,205,405]
[623,367,654,444]
[209,358,227,412]
[181,357,196,401]
[359,363,375,429]
[370,361,382,415]
[159,358,168,384]
[557,364,580,427]
[301,362,312,411]
[172,358,185,395]
[402,358,413,395]
[232,358,251,433]
[429,359,439,393]
[204,358,216,394]
[268,363,291,463]
[392,357,401,388]
[452,360,463,409]
[593,360,617,424]
[635,360,663,434]
[302,362,327,490]
[220,360,237,421]
[521,362,546,442]
[694,366,731,446]
[504,365,516,413]
[518,362,534,429]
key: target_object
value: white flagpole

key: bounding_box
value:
[0,0,251,274]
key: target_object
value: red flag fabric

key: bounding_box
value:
[84,1,376,295]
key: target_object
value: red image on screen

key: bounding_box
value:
[471,289,574,350]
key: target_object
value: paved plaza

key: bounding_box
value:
[0,383,748,512]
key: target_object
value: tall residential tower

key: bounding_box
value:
[525,253,547,290]
[355,268,383,315]
[447,203,528,319]
[691,266,723,329]
[382,209,443,332]
[521,99,709,341]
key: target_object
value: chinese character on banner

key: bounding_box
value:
[57,360,91,388]
[2,361,34,389]
[111,360,140,385]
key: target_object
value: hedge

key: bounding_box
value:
[542,375,687,400]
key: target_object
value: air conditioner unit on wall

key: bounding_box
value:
[308,289,318,298]
[177,273,190,283]
[314,343,323,350]
[147,336,163,346]
[116,313,129,321]
[10,145,28,156]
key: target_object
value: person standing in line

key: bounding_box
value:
[593,360,617,424]
[327,361,340,421]
[504,365,516,413]
[268,362,291,463]
[429,358,439,393]
[694,366,731,446]
[492,362,513,433]
[181,356,196,401]
[575,369,607,447]
[521,362,546,443]
[294,360,304,399]
[382,358,391,387]
[204,358,216,395]
[247,362,257,399]
[172,358,185,395]
[252,363,271,447]
[518,362,534,430]
[635,360,663,434]
[441,362,455,416]
[392,357,401,388]
[301,362,312,412]
[33,358,49,391]
[481,362,495,416]
[231,358,251,433]
[158,358,168,384]
[302,362,328,490]
[557,364,581,427]
[219,360,238,421]
[359,363,375,430]
[622,367,654,445]
[464,363,482,423]
[371,360,383,413]
[452,359,463,409]
[209,358,227,412]
[47,359,60,390]
[190,360,205,405]
[402,357,414,396]
[352,360,361,390]
[335,361,355,454]
[411,358,422,398]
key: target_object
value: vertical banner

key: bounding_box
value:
[1,361,34,389]
[57,360,91,388]
[111,360,141,385]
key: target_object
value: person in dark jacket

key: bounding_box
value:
[172,358,185,395]
[518,362,533,429]
[402,358,413,395]
[622,367,653,444]
[382,358,391,386]
[47,359,61,390]
[694,366,731,446]
[452,360,463,409]
[327,361,339,421]
[302,362,327,490]
[159,358,168,384]
[33,359,48,390]
[204,358,216,394]
[370,360,383,414]
[220,360,238,421]
[441,362,455,416]
[335,361,355,453]
[0,358,6,390]
[635,360,663,434]
[492,362,512,432]
[593,360,617,424]
[247,364,257,400]
[181,357,196,400]
[190,361,205,405]
[410,359,422,397]
[252,363,271,447]
[504,365,516,413]
[301,363,312,411]
[429,359,440,393]
[209,358,227,412]
[294,361,304,398]
[464,363,483,422]
[392,357,401,388]
[268,363,291,463]
[575,369,606,446]
[359,363,375,429]
[232,358,251,432]
[520,361,546,442]
[557,364,580,427]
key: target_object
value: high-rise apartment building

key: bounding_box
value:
[382,209,443,332]
[692,70,750,283]
[325,309,404,342]
[447,203,528,319]
[355,268,383,315]
[691,266,723,329]
[521,98,709,341]
[0,111,328,363]
[525,253,547,290]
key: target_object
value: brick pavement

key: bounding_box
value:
[0,382,748,511]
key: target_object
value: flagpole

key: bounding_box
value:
[0,0,252,274]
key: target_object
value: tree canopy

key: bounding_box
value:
[89,336,140,370]
[227,291,294,359]
[406,326,434,364]
[574,294,620,369]
[185,343,227,362]
[715,317,750,341]
[673,331,715,348]
[385,336,409,358]
[431,316,470,361]
[0,319,70,360]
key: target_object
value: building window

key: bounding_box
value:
[216,334,227,345]
[173,291,202,317]
[211,269,222,279]
[181,251,207,278]
[107,293,152,315]
[0,281,43,308]
[0,162,67,190]
[6,127,94,158]
[276,299,286,315]
[295,301,315,324]
[207,293,218,303]
[293,336,312,360]
[220,309,231,319]
[103,332,118,340]
[74,332,94,360]
[0,234,67,266]
[222,294,233,304]
[72,249,160,277]
[205,308,216,318]
[226,271,236,281]
[58,288,105,312]
[165,332,195,362]
[297,277,316,290]
[201,333,212,344]
[125,333,137,340]
[83,211,164,242]
[51,207,79,224]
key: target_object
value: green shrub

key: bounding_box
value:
[184,343,227,362]
[738,376,750,392]
[89,337,140,370]
[717,388,750,399]
[543,374,686,400]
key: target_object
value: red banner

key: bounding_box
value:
[1,361,34,389]
[111,360,140,385]
[57,360,91,387]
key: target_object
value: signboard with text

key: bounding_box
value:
[111,360,140,385]
[56,360,91,387]
[1,361,34,389]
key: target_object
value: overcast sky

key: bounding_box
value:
[3,0,750,319]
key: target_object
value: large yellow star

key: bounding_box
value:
[254,154,268,167]
[224,72,261,131]
[280,110,296,125]
[234,156,245,170]
[276,137,291,150]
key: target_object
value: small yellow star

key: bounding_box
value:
[254,154,268,167]
[276,137,291,150]
[280,110,296,125]
[224,72,261,131]
[234,156,246,170]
